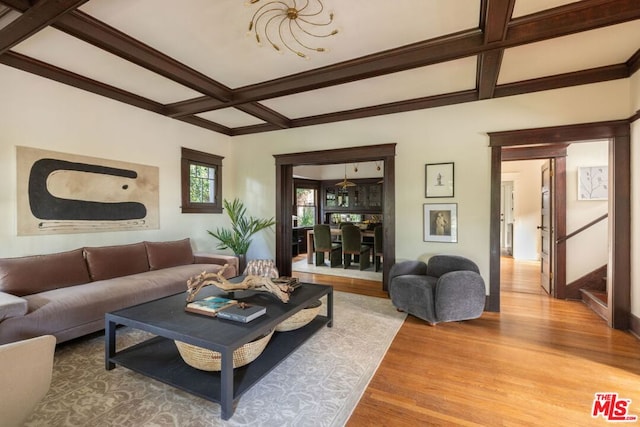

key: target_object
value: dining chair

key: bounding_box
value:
[341,224,371,270]
[313,224,342,267]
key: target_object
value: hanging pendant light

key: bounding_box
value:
[336,164,356,189]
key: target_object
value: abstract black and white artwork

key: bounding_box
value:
[17,146,159,235]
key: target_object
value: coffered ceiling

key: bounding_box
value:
[1,0,639,136]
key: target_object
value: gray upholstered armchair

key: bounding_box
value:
[389,255,486,325]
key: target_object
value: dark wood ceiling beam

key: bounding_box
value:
[2,1,235,102]
[174,116,232,136]
[1,4,291,129]
[52,10,233,102]
[53,11,291,128]
[0,0,88,55]
[168,0,640,118]
[232,90,479,136]
[493,63,630,98]
[507,0,640,44]
[235,60,631,135]
[0,0,33,11]
[0,50,166,114]
[477,50,504,99]
[628,48,640,74]
[483,0,514,43]
[477,0,514,99]
[166,30,485,117]
[0,50,234,134]
[234,103,291,129]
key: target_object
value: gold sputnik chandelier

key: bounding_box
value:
[247,0,338,58]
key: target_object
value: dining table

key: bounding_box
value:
[305,227,375,264]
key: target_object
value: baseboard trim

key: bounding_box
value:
[630,313,640,340]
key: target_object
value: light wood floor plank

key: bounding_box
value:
[294,256,640,426]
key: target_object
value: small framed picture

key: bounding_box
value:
[424,203,457,243]
[425,162,454,198]
[578,166,608,200]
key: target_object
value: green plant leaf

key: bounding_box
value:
[207,198,275,255]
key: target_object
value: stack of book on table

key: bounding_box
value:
[185,296,266,323]
[217,303,266,323]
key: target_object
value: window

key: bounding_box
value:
[181,147,223,213]
[295,187,317,227]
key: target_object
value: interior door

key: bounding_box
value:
[500,181,514,256]
[539,160,554,295]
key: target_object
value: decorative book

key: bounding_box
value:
[216,303,266,323]
[184,296,237,317]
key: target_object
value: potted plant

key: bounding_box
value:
[207,198,276,273]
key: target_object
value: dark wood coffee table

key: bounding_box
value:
[105,281,333,420]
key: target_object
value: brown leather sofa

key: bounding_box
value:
[0,238,238,344]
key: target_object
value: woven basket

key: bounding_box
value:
[275,300,322,332]
[175,330,273,371]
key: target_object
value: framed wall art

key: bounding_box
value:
[423,203,457,243]
[425,162,454,198]
[578,165,608,200]
[17,146,159,235]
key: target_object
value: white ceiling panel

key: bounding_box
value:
[12,27,203,104]
[79,0,480,89]
[512,0,583,18]
[498,20,640,84]
[196,108,266,128]
[262,57,477,119]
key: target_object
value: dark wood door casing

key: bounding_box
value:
[274,144,396,291]
[488,120,630,330]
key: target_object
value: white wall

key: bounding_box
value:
[565,141,609,283]
[501,160,545,261]
[0,66,235,258]
[631,70,640,318]
[233,80,632,285]
[0,63,634,296]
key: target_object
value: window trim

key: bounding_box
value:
[294,178,320,224]
[181,147,223,214]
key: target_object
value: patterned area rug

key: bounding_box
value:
[292,260,382,282]
[25,291,405,427]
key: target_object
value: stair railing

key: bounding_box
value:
[556,213,608,244]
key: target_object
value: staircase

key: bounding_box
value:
[580,288,607,321]
[567,265,608,321]
[558,214,609,323]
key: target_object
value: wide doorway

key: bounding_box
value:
[274,144,396,291]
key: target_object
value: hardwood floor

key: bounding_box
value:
[293,256,640,426]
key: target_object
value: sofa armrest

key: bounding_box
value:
[0,292,28,322]
[389,260,428,282]
[434,270,486,322]
[193,253,239,277]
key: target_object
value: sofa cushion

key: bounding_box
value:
[145,238,194,270]
[84,243,149,281]
[0,248,90,297]
[0,263,230,345]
